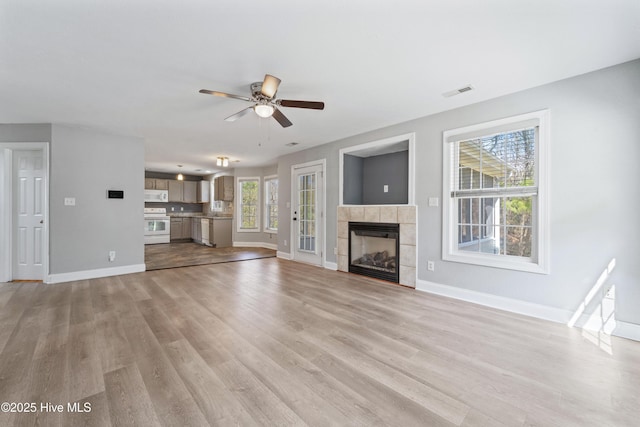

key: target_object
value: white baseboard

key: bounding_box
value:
[277,251,292,260]
[233,241,278,250]
[613,320,640,342]
[46,263,146,284]
[416,279,572,324]
[324,261,338,271]
[417,279,639,342]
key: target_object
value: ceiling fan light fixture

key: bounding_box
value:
[254,104,274,118]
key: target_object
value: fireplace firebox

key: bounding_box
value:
[348,222,400,283]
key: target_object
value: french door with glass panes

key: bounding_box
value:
[292,162,324,266]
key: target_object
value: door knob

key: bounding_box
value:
[40,220,44,224]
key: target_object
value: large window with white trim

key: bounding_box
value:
[264,176,278,233]
[442,110,549,273]
[237,177,260,232]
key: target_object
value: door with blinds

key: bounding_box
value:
[292,162,324,266]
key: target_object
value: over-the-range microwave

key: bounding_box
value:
[144,189,168,203]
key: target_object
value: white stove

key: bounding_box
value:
[144,207,170,244]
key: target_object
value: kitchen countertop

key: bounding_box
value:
[168,213,233,219]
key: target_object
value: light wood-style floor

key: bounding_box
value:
[1,258,639,426]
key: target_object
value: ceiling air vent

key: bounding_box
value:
[285,142,299,147]
[442,85,474,98]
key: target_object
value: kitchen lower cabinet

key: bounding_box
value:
[212,218,232,248]
[170,217,193,241]
[192,217,202,242]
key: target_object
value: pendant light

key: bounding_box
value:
[177,165,184,180]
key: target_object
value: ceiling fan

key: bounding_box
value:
[199,74,324,128]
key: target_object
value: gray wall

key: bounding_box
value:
[0,123,144,276]
[343,154,363,205]
[49,124,145,274]
[277,59,640,327]
[362,151,409,205]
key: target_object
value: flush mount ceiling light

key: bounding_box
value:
[216,157,230,167]
[176,165,184,180]
[253,104,274,118]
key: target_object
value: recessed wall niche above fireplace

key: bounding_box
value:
[339,133,416,206]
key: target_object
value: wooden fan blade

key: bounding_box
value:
[199,89,251,102]
[272,108,293,128]
[225,107,254,122]
[261,74,281,99]
[279,99,325,110]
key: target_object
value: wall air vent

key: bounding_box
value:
[442,85,474,98]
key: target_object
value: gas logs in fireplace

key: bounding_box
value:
[348,222,400,283]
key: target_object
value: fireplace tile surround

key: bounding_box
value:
[337,205,417,287]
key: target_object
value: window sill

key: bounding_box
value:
[443,251,549,274]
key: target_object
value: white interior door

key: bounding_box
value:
[292,163,324,266]
[13,150,46,280]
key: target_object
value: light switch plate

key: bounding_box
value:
[64,197,76,206]
[428,197,439,207]
[383,185,389,193]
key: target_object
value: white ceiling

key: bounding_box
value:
[2,0,639,175]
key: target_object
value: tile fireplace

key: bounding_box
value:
[338,205,417,287]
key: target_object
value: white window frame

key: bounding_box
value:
[264,175,278,234]
[236,177,261,233]
[442,110,550,274]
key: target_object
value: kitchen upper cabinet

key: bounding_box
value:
[183,181,197,203]
[145,178,169,190]
[197,181,210,203]
[168,180,183,202]
[168,180,198,203]
[214,176,234,202]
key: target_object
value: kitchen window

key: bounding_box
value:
[264,176,278,233]
[237,177,260,232]
[442,110,549,273]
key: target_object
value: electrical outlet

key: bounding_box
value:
[427,260,435,271]
[284,240,287,247]
[333,247,338,255]
[64,197,76,206]
[109,251,116,262]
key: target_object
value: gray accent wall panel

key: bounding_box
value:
[362,151,408,205]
